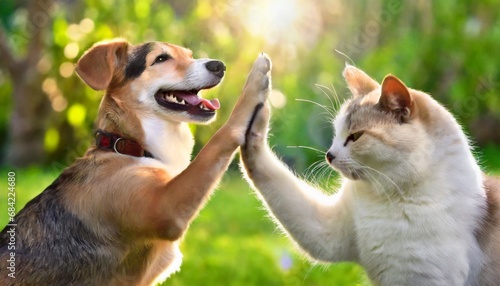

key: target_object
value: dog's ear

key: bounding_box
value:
[76,40,129,91]
[342,64,380,98]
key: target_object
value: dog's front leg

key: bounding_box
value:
[148,54,272,240]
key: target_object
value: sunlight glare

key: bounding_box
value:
[235,0,321,46]
[265,0,299,36]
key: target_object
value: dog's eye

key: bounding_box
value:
[152,54,170,65]
[344,131,365,146]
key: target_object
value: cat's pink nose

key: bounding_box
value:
[326,152,335,163]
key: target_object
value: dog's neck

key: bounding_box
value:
[140,116,194,176]
[95,94,193,176]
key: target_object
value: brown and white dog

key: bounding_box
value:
[0,40,271,285]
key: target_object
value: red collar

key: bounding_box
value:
[95,130,154,158]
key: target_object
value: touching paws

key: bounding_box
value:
[242,53,272,106]
[242,55,272,150]
[224,54,272,146]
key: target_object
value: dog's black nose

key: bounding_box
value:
[205,60,226,78]
[326,152,335,163]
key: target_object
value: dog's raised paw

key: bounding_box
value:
[255,53,272,75]
[245,54,272,102]
[248,54,271,84]
[226,53,273,146]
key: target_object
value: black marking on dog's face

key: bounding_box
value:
[125,43,153,80]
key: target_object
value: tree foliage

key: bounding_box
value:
[1,0,499,171]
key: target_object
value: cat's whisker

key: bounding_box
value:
[350,159,404,196]
[305,160,338,191]
[343,158,395,204]
[320,162,336,185]
[290,146,338,187]
[305,160,326,179]
[315,83,343,114]
[287,145,325,154]
[315,84,338,112]
[334,49,356,66]
[315,163,334,186]
[357,166,398,194]
[329,83,342,111]
[361,167,395,205]
[319,111,336,124]
[321,116,335,125]
[350,174,362,209]
[295,98,335,118]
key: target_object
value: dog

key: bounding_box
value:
[0,39,271,285]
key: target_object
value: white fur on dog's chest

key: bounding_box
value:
[140,116,193,176]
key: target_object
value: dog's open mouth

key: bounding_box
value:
[154,89,220,116]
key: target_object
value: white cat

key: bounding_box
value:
[240,64,500,285]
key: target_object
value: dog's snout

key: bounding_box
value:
[205,60,226,78]
[326,152,335,163]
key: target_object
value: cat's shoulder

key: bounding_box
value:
[484,176,500,222]
[477,176,500,284]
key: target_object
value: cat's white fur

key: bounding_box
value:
[240,65,497,285]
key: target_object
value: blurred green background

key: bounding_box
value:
[1,0,500,285]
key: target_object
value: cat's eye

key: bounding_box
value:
[152,54,170,65]
[344,131,365,146]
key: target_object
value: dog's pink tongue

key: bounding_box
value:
[202,98,220,110]
[174,92,220,110]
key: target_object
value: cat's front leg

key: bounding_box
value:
[240,78,358,263]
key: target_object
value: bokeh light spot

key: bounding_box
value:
[79,18,95,34]
[44,128,60,152]
[64,42,80,59]
[67,104,87,127]
[59,62,75,78]
[270,89,287,109]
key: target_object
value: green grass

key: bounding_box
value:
[1,166,60,224]
[0,145,499,285]
[165,174,369,286]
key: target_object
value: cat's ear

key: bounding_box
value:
[342,64,380,97]
[378,75,413,123]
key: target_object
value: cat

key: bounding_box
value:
[240,64,500,285]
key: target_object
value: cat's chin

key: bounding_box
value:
[332,166,363,181]
[343,171,361,181]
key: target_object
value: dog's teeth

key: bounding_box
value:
[180,100,186,105]
[165,94,176,103]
